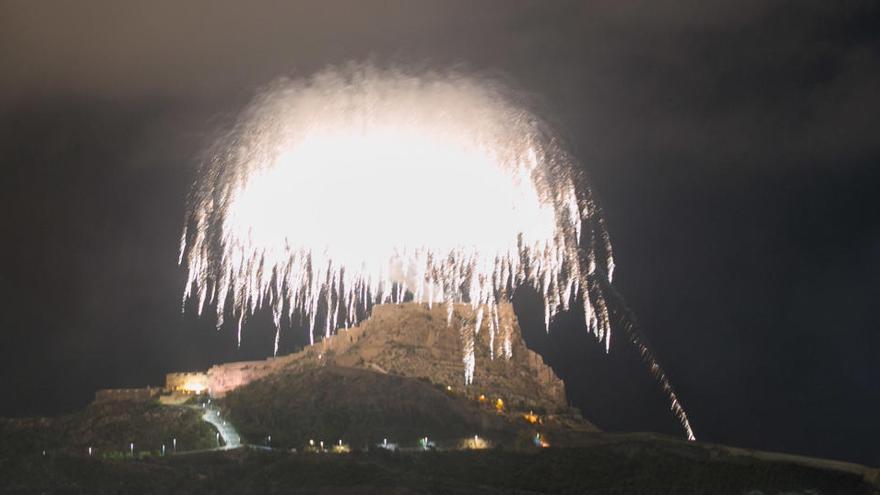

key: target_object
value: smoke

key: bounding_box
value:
[179,63,694,440]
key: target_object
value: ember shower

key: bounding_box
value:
[179,64,695,440]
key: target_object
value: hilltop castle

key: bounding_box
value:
[96,303,567,413]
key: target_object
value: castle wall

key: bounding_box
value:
[94,387,162,403]
[207,361,267,397]
[205,323,370,397]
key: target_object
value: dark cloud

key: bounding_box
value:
[2,0,876,169]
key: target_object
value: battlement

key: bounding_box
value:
[94,387,162,403]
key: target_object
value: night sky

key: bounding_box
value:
[1,1,878,465]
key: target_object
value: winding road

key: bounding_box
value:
[199,405,241,450]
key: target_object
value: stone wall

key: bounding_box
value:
[204,321,371,397]
[207,355,300,397]
[94,387,162,403]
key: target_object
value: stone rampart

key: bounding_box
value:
[94,387,162,403]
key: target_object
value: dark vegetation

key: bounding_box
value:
[223,365,518,448]
[0,400,216,458]
[1,369,875,494]
[1,336,875,493]
[0,441,875,495]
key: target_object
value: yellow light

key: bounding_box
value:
[495,398,504,412]
[183,382,206,394]
[460,435,489,450]
[523,411,539,424]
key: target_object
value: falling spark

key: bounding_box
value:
[179,63,694,440]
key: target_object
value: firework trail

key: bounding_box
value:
[599,273,696,441]
[179,63,694,440]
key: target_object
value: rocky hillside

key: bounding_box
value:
[219,302,597,448]
[223,365,518,448]
[0,401,216,458]
[212,303,571,415]
[2,303,877,494]
[322,303,568,413]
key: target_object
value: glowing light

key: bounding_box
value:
[461,435,489,450]
[181,64,611,361]
[534,433,550,448]
[495,398,505,412]
[419,436,434,450]
[523,411,540,424]
[183,382,206,394]
[378,438,398,451]
[179,64,695,441]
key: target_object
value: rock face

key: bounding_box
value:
[322,303,568,412]
[206,303,568,413]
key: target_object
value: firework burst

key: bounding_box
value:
[179,64,695,440]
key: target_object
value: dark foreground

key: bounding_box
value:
[2,439,877,495]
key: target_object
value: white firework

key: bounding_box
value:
[179,64,694,440]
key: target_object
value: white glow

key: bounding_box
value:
[179,65,694,440]
[184,382,206,394]
[180,65,615,368]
